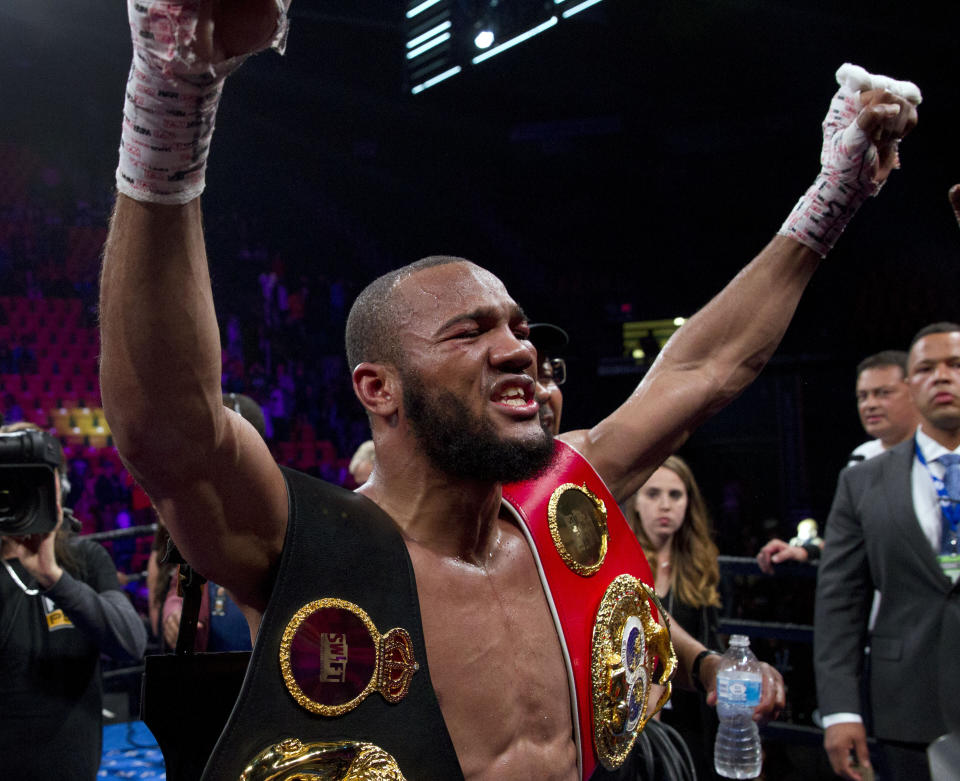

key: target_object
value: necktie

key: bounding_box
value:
[938,454,960,502]
[937,454,960,551]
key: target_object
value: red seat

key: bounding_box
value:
[0,374,23,393]
[24,376,45,396]
[317,440,337,463]
[26,407,50,427]
[297,445,318,470]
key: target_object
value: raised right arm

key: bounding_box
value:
[100,2,289,613]
[101,197,287,612]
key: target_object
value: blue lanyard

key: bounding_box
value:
[914,437,960,534]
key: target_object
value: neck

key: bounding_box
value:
[920,422,960,452]
[881,425,917,449]
[360,464,503,564]
[650,536,673,562]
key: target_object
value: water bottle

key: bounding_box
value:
[713,634,763,779]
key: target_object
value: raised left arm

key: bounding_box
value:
[561,64,919,504]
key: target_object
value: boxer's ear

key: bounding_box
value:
[353,362,400,421]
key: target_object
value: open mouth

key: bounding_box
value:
[491,378,536,410]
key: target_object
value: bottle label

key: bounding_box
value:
[717,673,762,707]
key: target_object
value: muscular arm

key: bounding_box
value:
[561,236,819,503]
[561,71,918,505]
[100,197,287,612]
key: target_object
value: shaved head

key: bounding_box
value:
[345,255,472,371]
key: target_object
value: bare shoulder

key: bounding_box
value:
[556,429,588,453]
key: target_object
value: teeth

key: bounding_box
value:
[497,386,527,405]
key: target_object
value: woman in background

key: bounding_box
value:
[629,455,722,779]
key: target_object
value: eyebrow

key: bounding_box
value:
[436,304,528,335]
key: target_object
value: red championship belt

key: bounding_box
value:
[502,440,676,780]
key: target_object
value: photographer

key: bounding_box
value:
[0,423,147,780]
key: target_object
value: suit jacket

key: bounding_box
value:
[814,437,960,743]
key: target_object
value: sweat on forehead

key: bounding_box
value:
[394,260,510,315]
[345,255,507,370]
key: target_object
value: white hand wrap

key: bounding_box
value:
[778,63,921,257]
[116,0,289,205]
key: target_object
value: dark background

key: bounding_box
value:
[2,0,958,545]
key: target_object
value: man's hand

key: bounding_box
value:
[756,538,808,574]
[162,608,205,649]
[832,62,920,187]
[856,89,919,184]
[6,531,62,589]
[162,609,181,649]
[824,722,871,781]
[779,63,920,257]
[194,0,291,64]
[700,654,786,725]
[130,0,289,74]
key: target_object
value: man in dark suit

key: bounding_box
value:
[814,322,960,781]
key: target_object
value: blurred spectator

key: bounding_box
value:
[146,516,173,638]
[757,350,918,573]
[66,454,90,509]
[626,455,723,779]
[847,350,919,464]
[348,440,375,486]
[162,573,252,653]
[2,393,25,424]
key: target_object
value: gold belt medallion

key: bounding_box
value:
[591,574,677,769]
[279,598,419,717]
[547,482,609,576]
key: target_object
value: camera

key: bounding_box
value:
[0,429,63,537]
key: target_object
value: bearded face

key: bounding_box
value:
[401,367,555,484]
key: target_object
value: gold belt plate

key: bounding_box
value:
[591,574,677,769]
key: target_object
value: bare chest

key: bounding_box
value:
[406,534,578,781]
